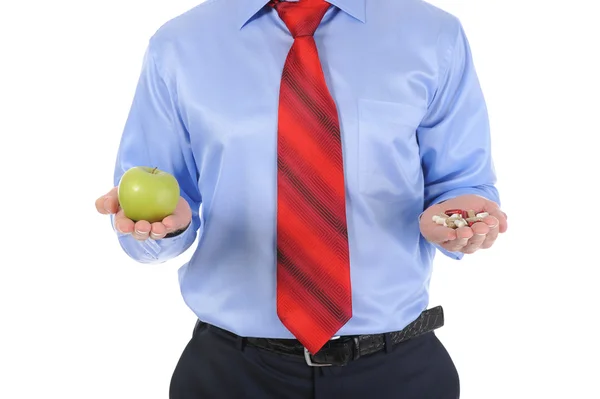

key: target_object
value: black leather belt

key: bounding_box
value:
[211,306,444,367]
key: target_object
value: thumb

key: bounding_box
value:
[422,223,458,244]
[95,187,119,214]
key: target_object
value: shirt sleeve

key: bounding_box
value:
[417,21,501,260]
[111,43,202,264]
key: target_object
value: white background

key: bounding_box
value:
[1,0,599,398]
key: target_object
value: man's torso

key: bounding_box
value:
[149,0,460,337]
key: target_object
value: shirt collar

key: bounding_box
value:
[237,0,366,29]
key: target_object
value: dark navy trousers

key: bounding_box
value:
[169,321,460,398]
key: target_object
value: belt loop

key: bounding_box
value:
[193,319,201,336]
[384,333,393,353]
[235,335,246,351]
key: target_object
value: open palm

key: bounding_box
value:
[95,187,192,241]
[420,194,508,254]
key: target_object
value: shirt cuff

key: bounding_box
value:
[110,214,197,264]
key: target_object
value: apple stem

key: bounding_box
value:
[152,167,158,174]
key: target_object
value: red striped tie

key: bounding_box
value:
[272,0,352,355]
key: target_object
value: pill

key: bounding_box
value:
[444,209,463,216]
[454,219,467,228]
[476,212,489,218]
[466,217,483,223]
[432,215,446,225]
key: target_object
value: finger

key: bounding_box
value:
[485,207,508,233]
[482,214,499,229]
[455,225,474,240]
[423,224,458,244]
[443,226,473,251]
[163,208,191,233]
[95,187,119,214]
[133,220,151,241]
[150,222,167,240]
[470,221,491,236]
[461,228,487,254]
[162,215,182,233]
[162,214,191,234]
[114,209,134,234]
[481,222,500,249]
[160,197,192,233]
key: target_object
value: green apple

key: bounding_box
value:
[118,166,180,223]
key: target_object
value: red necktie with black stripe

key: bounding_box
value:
[272,0,352,355]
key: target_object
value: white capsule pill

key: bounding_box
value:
[454,219,467,228]
[476,212,489,218]
[432,215,446,224]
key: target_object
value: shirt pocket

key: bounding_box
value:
[357,98,425,202]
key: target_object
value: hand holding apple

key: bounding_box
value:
[95,167,192,241]
[419,194,507,254]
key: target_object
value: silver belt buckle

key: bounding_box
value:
[304,336,339,367]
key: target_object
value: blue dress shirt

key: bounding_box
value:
[111,0,500,338]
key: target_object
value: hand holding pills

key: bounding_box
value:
[419,194,508,254]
